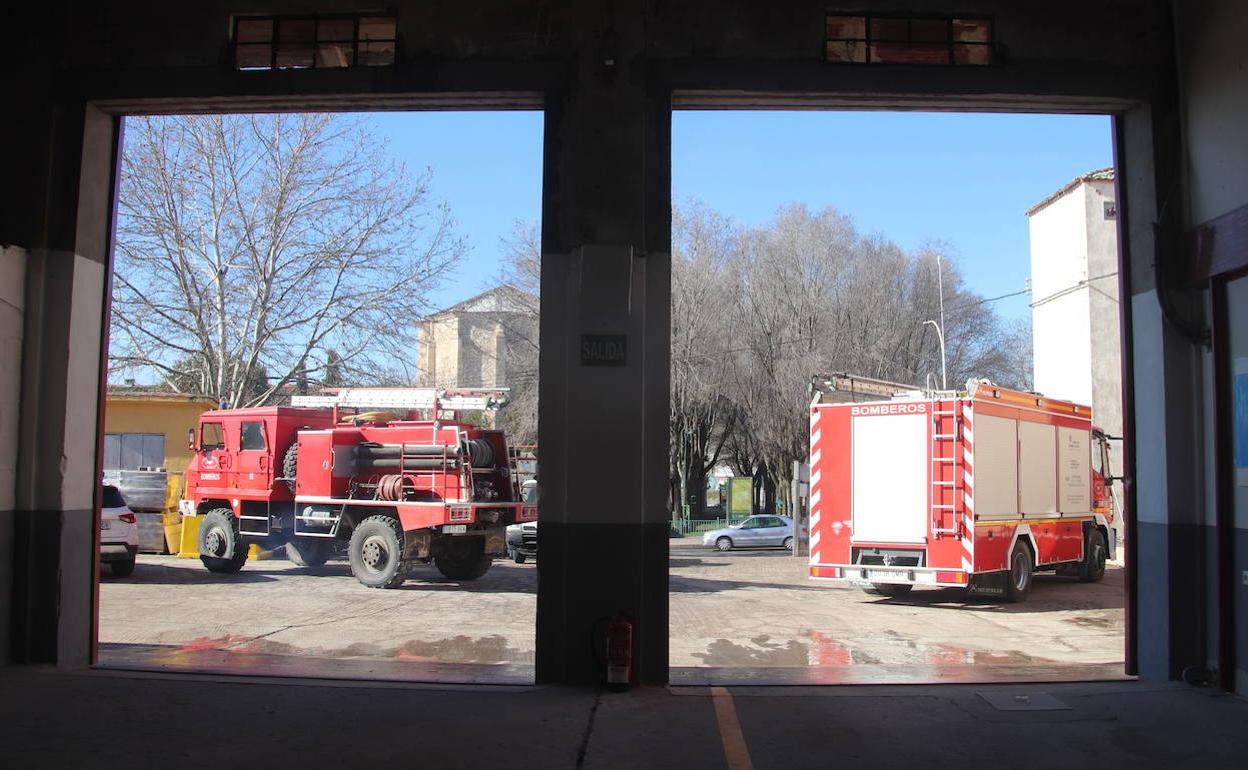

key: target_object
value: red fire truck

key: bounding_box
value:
[807,380,1117,602]
[180,388,538,588]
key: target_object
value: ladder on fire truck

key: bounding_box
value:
[290,387,510,413]
[929,394,962,538]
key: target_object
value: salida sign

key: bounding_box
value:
[580,334,627,366]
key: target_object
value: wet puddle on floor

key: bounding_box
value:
[174,633,533,664]
[1063,615,1115,629]
[693,630,1052,667]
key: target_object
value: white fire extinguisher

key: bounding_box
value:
[606,616,632,691]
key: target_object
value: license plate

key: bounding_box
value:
[442,524,467,534]
[867,569,909,581]
[100,521,111,531]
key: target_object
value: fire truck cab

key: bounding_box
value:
[181,388,538,588]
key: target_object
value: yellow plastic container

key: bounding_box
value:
[162,513,182,554]
[178,512,273,560]
[177,513,202,558]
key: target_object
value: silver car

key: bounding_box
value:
[701,515,802,552]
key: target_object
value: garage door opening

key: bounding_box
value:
[97,109,543,685]
[667,110,1128,686]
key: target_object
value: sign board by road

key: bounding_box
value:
[728,477,753,515]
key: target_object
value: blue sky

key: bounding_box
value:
[372,110,1112,321]
[370,111,545,310]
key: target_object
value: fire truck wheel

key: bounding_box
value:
[282,443,299,494]
[434,537,492,581]
[199,509,248,574]
[348,516,407,589]
[715,537,733,552]
[1078,529,1108,583]
[513,551,527,564]
[285,538,330,568]
[1005,541,1035,602]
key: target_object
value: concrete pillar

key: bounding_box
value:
[8,103,117,666]
[536,2,671,686]
[1119,103,1210,680]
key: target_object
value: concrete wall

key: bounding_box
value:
[1084,180,1125,484]
[0,0,1227,688]
[419,315,461,388]
[421,312,524,389]
[103,397,216,475]
[1176,0,1248,226]
[0,245,26,665]
[1030,177,1124,500]
[1031,186,1093,405]
[1174,0,1248,696]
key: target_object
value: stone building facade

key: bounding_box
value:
[417,286,537,389]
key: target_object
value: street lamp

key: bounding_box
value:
[924,251,949,391]
[923,319,948,391]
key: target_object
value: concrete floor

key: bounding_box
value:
[99,553,538,668]
[668,542,1126,684]
[1,669,1244,769]
[98,540,1125,685]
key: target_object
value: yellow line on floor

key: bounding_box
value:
[711,686,754,770]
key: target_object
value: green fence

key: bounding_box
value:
[670,515,748,538]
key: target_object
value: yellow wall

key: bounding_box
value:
[104,396,216,474]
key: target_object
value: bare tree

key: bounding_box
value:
[699,203,1031,514]
[670,203,738,515]
[492,220,541,445]
[110,113,464,406]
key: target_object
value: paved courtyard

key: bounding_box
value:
[98,539,1125,684]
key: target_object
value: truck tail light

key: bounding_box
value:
[936,571,967,584]
[118,513,137,524]
[448,505,473,522]
[521,505,539,521]
[810,566,839,578]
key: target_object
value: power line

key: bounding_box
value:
[948,287,1031,310]
[1030,270,1119,309]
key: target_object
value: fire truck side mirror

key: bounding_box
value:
[187,428,197,451]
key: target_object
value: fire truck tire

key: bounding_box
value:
[282,443,299,494]
[434,538,492,581]
[1005,541,1035,602]
[513,551,527,564]
[199,509,248,574]
[1078,529,1108,583]
[348,516,407,589]
[285,538,330,568]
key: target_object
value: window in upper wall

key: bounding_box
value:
[825,14,993,66]
[104,432,166,471]
[233,15,397,71]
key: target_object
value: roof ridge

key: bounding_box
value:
[1026,167,1115,217]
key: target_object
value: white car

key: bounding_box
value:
[100,484,138,577]
[700,514,805,552]
[505,521,537,563]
